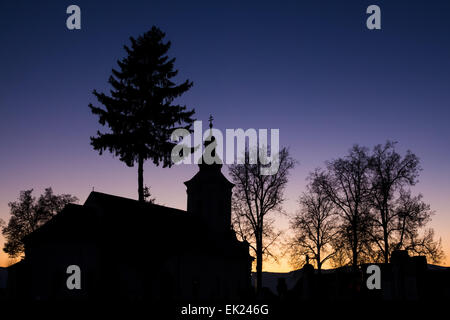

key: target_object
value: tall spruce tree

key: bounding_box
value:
[89,26,195,201]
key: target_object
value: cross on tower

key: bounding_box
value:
[208,114,214,129]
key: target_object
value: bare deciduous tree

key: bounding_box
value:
[368,141,421,262]
[229,147,294,293]
[393,190,444,263]
[313,145,372,270]
[288,175,338,273]
[308,142,444,268]
[404,228,444,263]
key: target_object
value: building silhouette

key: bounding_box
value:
[6,140,253,301]
[257,250,450,302]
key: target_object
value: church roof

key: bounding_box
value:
[84,191,187,216]
[184,167,234,188]
[23,191,249,259]
[23,192,189,245]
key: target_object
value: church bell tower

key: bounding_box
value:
[184,116,234,236]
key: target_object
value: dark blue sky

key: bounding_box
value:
[1,0,449,268]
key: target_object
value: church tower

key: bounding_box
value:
[184,116,234,236]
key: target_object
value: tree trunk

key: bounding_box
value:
[256,237,263,295]
[382,204,390,263]
[352,246,358,271]
[352,224,358,271]
[138,155,144,202]
[384,228,389,263]
[316,227,321,274]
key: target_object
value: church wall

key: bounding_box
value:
[26,241,100,300]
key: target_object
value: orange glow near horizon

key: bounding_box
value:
[1,161,449,271]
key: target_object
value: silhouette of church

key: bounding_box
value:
[8,129,253,301]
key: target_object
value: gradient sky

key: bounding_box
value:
[1,0,449,270]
